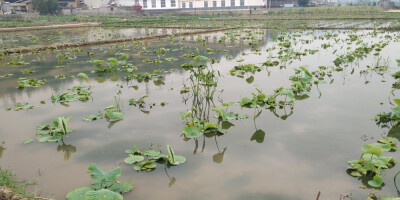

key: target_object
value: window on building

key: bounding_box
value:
[240,0,244,6]
[161,0,165,7]
[189,2,193,7]
[204,1,208,7]
[182,2,185,8]
[213,0,216,7]
[231,0,235,6]
[143,0,147,7]
[151,0,156,7]
[221,0,225,6]
[135,0,139,4]
[171,0,176,7]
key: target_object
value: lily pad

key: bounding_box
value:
[124,155,144,164]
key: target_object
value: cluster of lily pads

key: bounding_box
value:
[347,137,397,188]
[124,145,186,171]
[35,116,74,142]
[17,77,46,89]
[51,86,92,103]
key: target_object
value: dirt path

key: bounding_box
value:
[0,22,101,32]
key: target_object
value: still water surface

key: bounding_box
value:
[0,28,399,199]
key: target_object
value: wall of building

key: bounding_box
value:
[84,0,110,8]
[118,0,180,9]
[179,0,265,9]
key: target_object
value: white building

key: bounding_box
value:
[118,0,179,10]
[179,0,266,10]
[84,0,111,8]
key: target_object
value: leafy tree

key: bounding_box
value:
[298,0,309,6]
[32,0,61,15]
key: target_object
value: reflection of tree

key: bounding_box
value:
[57,141,77,161]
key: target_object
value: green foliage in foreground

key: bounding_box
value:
[66,164,134,200]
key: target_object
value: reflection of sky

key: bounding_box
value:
[0,29,400,199]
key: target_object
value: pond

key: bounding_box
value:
[0,28,400,200]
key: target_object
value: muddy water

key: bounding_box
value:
[0,29,400,200]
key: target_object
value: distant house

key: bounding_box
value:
[84,0,112,8]
[59,0,84,9]
[118,0,180,10]
[179,0,266,10]
[9,0,33,12]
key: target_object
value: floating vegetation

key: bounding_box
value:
[229,64,263,77]
[35,116,74,142]
[17,78,46,89]
[66,163,134,200]
[21,69,34,75]
[82,112,104,121]
[7,55,29,65]
[54,74,66,79]
[77,72,89,82]
[124,145,186,172]
[347,137,397,188]
[104,98,123,121]
[14,102,37,111]
[238,88,294,109]
[212,107,248,121]
[51,86,92,103]
[180,110,226,138]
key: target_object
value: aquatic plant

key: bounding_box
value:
[124,145,186,172]
[14,102,37,111]
[17,78,46,89]
[35,116,74,142]
[347,137,397,188]
[82,112,103,121]
[51,86,92,103]
[66,164,134,200]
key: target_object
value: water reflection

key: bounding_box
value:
[0,142,5,159]
[57,142,76,161]
[164,167,176,188]
[212,141,227,164]
[250,109,266,144]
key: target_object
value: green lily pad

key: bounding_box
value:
[368,174,383,188]
[108,181,134,193]
[85,189,122,200]
[66,187,93,200]
[124,155,144,164]
[183,125,202,138]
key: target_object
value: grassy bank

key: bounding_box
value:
[0,169,35,199]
